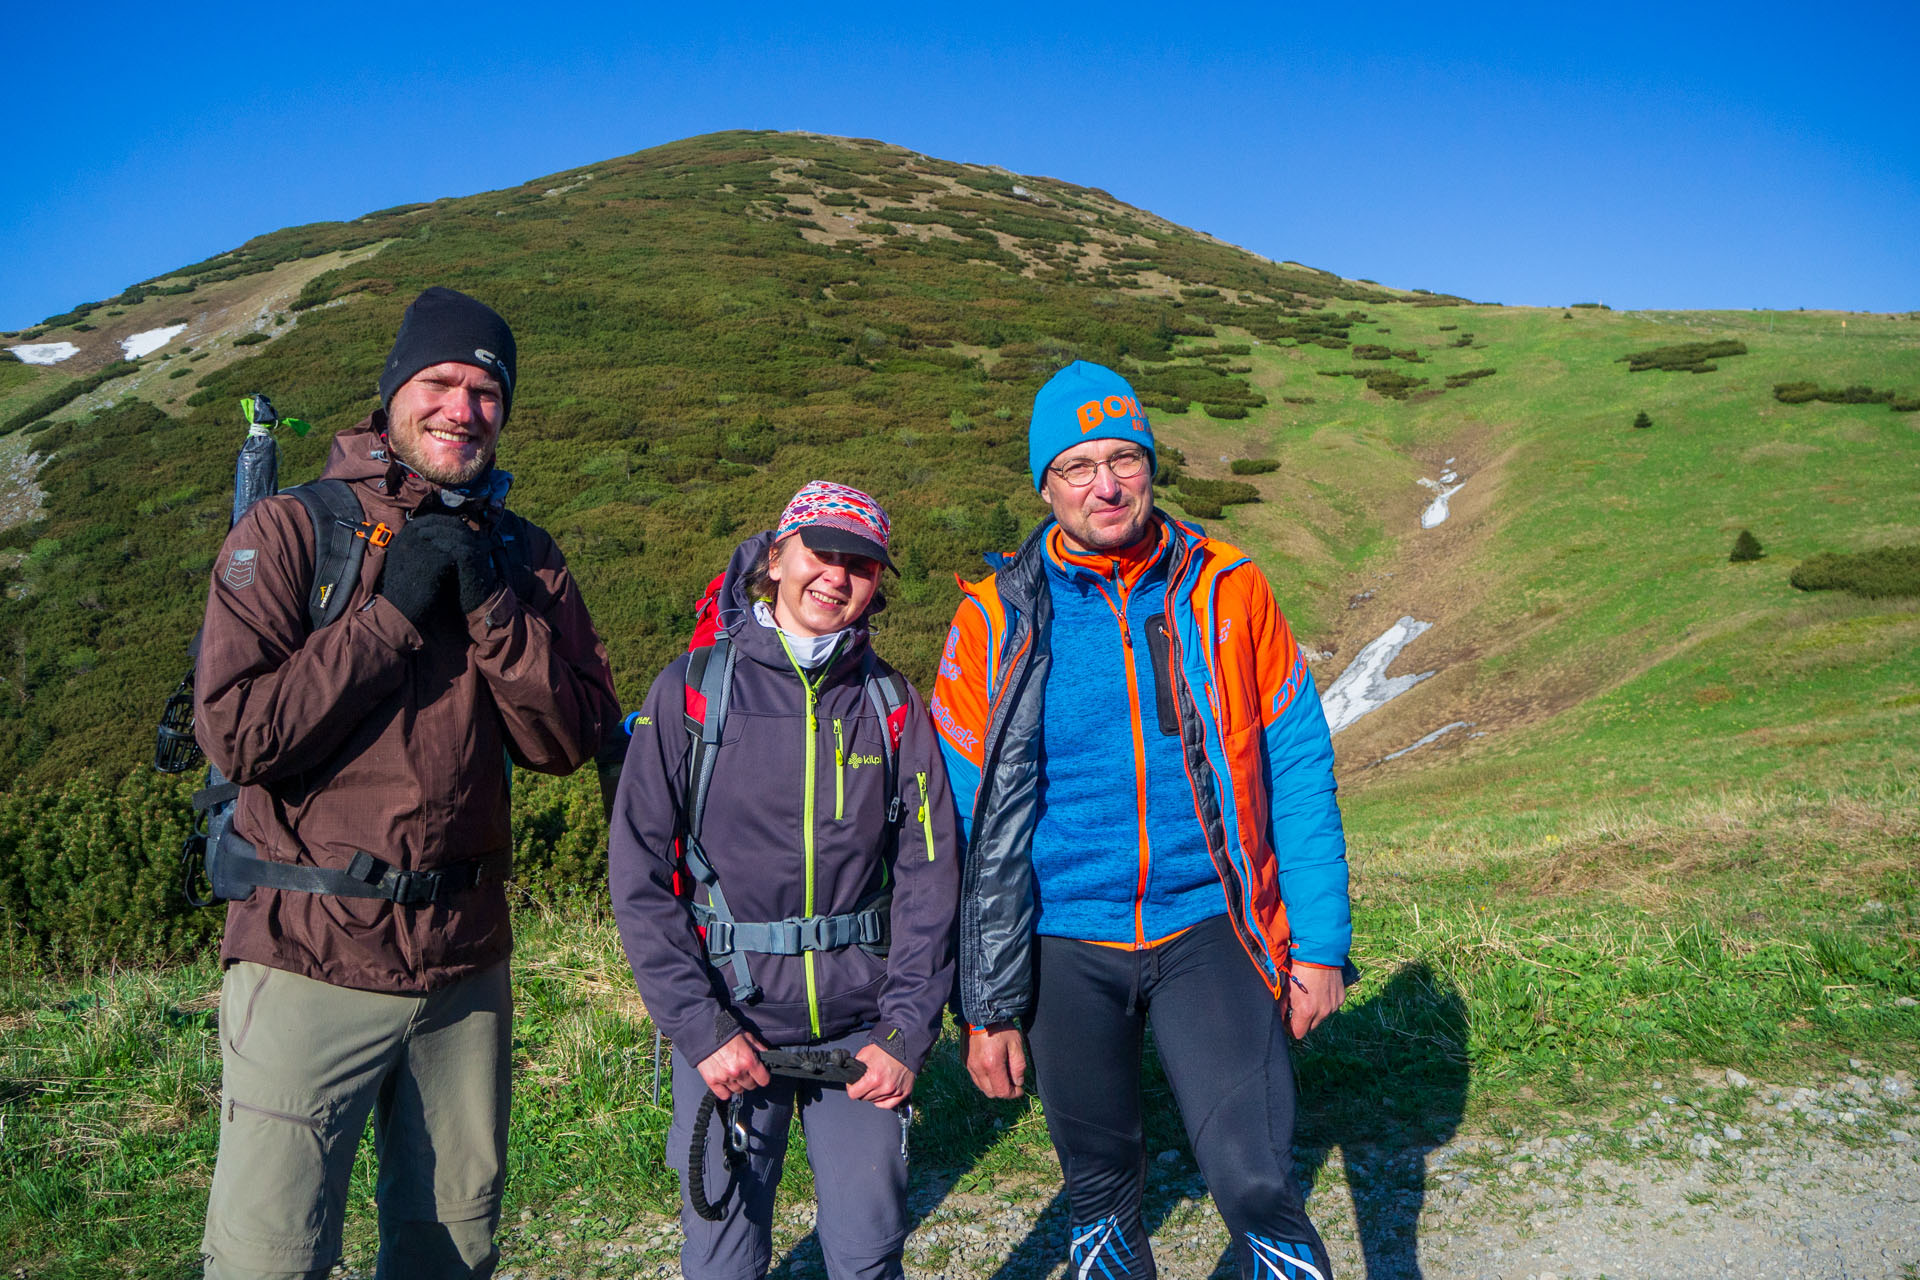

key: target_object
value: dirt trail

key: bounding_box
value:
[480,1067,1918,1279]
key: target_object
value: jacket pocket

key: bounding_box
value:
[1144,614,1181,736]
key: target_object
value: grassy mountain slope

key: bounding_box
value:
[0,130,1427,786]
[0,130,1916,1277]
[0,127,1913,827]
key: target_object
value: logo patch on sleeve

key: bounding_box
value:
[222,548,258,589]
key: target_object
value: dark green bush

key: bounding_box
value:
[1204,403,1249,419]
[1617,340,1746,374]
[233,332,270,346]
[1773,380,1917,412]
[1729,530,1763,562]
[1789,544,1920,597]
[1445,368,1495,389]
[1179,477,1260,505]
[1230,458,1280,474]
[1632,410,1653,429]
[1178,496,1223,519]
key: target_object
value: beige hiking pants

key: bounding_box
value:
[199,960,511,1280]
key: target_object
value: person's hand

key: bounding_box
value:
[964,1025,1027,1100]
[695,1031,771,1102]
[848,1044,915,1110]
[1286,965,1348,1041]
[409,514,503,614]
[378,517,457,626]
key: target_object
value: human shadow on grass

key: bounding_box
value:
[951,962,1468,1280]
[1286,961,1470,1280]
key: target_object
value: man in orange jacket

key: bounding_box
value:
[931,360,1352,1280]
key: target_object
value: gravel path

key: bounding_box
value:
[492,1064,1918,1279]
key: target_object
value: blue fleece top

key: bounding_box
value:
[1029,536,1228,943]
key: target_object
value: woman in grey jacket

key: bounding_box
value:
[609,481,961,1280]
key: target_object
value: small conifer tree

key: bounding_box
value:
[1632,410,1653,429]
[1730,529,1763,563]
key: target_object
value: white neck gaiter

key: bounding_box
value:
[753,600,853,668]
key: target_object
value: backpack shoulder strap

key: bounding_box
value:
[284,479,370,631]
[492,508,539,603]
[861,654,911,825]
[681,633,736,845]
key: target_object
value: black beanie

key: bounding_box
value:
[378,287,517,413]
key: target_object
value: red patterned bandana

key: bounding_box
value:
[774,480,892,564]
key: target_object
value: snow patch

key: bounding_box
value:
[1319,616,1434,734]
[121,324,187,359]
[1378,721,1473,764]
[1417,474,1464,528]
[8,342,80,365]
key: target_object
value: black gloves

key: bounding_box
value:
[378,515,505,626]
[378,517,456,626]
[439,520,504,614]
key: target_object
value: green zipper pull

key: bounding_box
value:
[833,718,845,820]
[915,771,936,862]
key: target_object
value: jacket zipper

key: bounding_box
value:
[1090,574,1153,949]
[776,632,828,1037]
[915,772,936,862]
[1161,541,1279,991]
[833,718,845,821]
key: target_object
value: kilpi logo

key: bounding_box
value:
[848,753,884,769]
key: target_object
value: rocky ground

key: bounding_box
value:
[486,1062,1919,1279]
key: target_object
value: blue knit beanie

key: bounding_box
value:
[1028,361,1156,490]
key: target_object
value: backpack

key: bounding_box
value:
[675,575,911,1005]
[165,478,534,907]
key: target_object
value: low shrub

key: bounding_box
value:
[1789,544,1920,597]
[1230,458,1280,474]
[1178,496,1223,519]
[1445,368,1496,389]
[1633,410,1653,429]
[1618,340,1747,373]
[1179,477,1260,505]
[1773,380,1918,412]
[233,332,270,346]
[1729,530,1763,562]
[1204,403,1249,419]
[1317,368,1430,400]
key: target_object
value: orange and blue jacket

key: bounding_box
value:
[929,514,1348,1024]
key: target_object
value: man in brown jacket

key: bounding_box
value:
[195,287,618,1279]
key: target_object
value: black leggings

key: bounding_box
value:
[1026,915,1331,1280]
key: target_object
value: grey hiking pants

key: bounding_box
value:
[200,960,511,1280]
[668,1029,910,1280]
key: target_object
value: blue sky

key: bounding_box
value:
[3,2,1915,331]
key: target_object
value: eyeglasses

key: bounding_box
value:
[1048,448,1150,488]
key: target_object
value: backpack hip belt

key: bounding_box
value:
[691,898,890,957]
[189,780,492,906]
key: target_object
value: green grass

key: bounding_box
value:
[3,783,1912,1273]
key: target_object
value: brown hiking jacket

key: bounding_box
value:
[195,418,618,993]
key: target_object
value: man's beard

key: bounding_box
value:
[388,420,495,487]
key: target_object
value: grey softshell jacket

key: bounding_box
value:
[608,533,962,1073]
